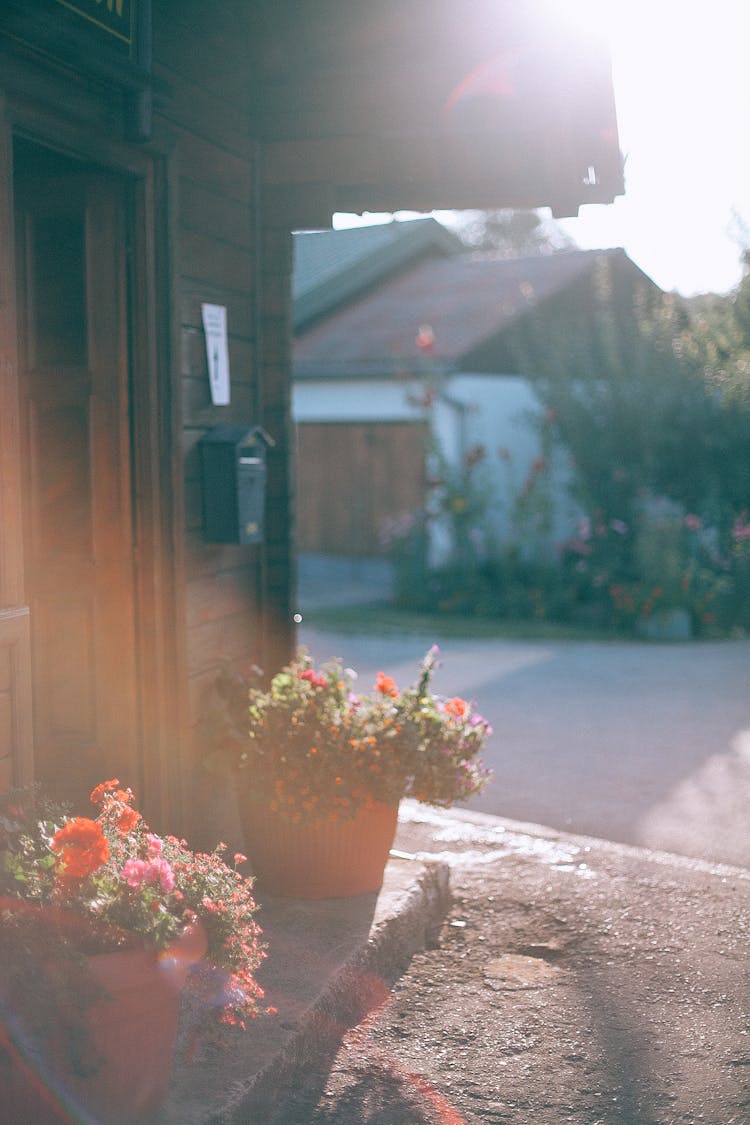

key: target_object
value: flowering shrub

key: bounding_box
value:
[379,508,432,610]
[0,780,268,1043]
[214,647,492,824]
[559,502,748,635]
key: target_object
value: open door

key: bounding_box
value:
[14,141,140,807]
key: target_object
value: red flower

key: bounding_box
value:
[375,672,399,698]
[445,696,468,718]
[299,669,327,688]
[52,817,110,880]
[415,324,434,352]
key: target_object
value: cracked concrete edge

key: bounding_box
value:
[209,858,451,1124]
[400,801,750,880]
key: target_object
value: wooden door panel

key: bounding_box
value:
[25,393,93,557]
[15,152,139,805]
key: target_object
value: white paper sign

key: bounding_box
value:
[201,303,230,405]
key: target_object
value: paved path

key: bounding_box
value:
[298,625,750,869]
[267,803,750,1125]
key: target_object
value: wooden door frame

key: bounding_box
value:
[0,95,187,829]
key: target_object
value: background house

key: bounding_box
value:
[0,1,622,834]
[293,222,658,579]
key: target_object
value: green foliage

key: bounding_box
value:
[508,259,750,635]
[380,509,432,611]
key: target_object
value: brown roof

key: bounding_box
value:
[294,248,624,377]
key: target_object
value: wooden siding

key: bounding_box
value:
[297,421,429,557]
[0,5,297,821]
[150,7,295,748]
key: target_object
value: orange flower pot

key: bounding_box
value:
[0,920,206,1125]
[241,800,399,898]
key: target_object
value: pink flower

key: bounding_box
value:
[122,858,149,888]
[121,856,175,893]
[684,514,703,531]
[145,833,164,857]
[568,538,592,557]
[150,857,175,893]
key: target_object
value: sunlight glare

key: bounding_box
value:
[557,0,750,294]
[337,1,750,295]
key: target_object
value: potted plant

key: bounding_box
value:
[206,646,492,898]
[0,779,269,1125]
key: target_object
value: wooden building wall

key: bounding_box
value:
[0,3,297,828]
[149,5,296,791]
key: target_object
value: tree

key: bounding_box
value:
[449,208,576,256]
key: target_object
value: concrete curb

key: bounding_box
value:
[396,799,750,881]
[223,858,449,1124]
[163,855,450,1124]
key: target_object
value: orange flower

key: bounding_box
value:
[52,817,110,880]
[445,696,468,718]
[89,778,121,805]
[375,672,398,698]
[115,806,141,836]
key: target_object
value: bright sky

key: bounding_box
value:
[335,1,750,297]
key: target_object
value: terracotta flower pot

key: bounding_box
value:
[0,919,207,1125]
[241,800,399,898]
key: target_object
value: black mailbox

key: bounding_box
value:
[199,425,274,544]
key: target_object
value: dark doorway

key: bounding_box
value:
[14,140,140,808]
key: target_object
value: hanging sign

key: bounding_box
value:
[201,304,231,406]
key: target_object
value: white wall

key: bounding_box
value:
[433,374,578,556]
[293,373,579,562]
[293,379,425,422]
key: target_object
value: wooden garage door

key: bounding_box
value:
[296,421,428,556]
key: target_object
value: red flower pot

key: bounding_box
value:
[0,920,206,1125]
[242,800,399,898]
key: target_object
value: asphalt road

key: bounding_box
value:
[298,624,750,869]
